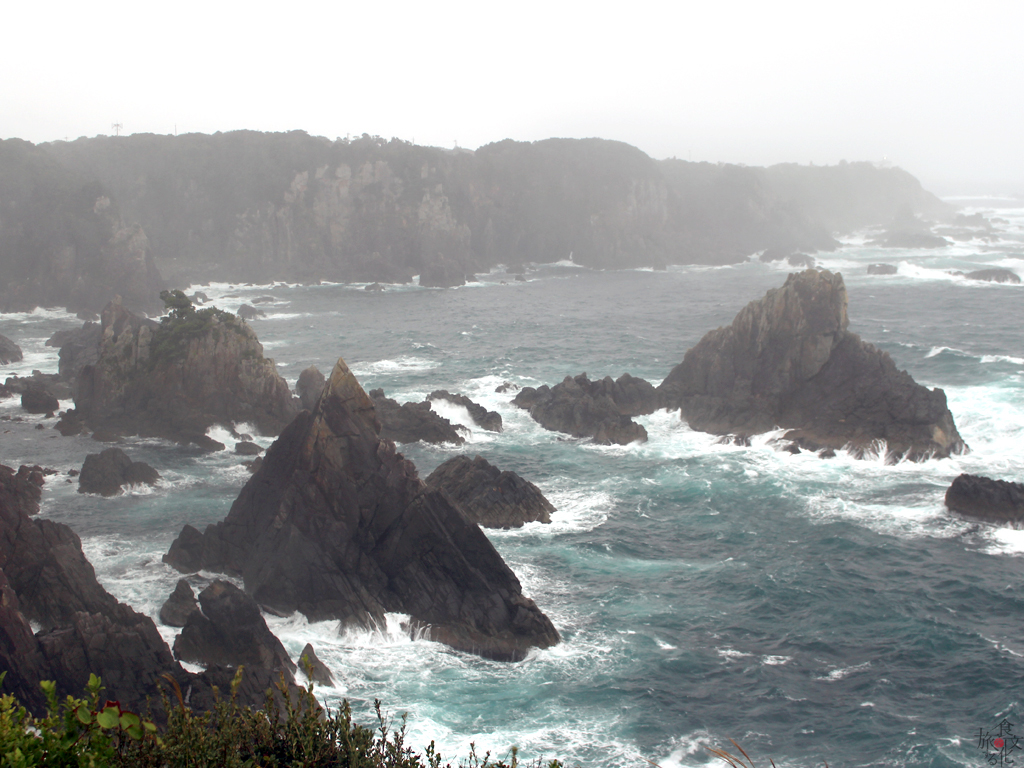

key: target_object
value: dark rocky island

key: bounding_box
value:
[513,372,658,445]
[164,358,560,661]
[657,269,966,461]
[945,474,1024,526]
[69,292,296,447]
[78,447,160,496]
[426,455,555,528]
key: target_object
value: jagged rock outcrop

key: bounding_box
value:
[173,580,295,679]
[426,455,555,529]
[296,365,326,410]
[0,461,284,716]
[419,257,467,288]
[237,304,265,320]
[73,297,297,446]
[369,389,467,445]
[298,643,334,687]
[512,372,657,445]
[945,474,1024,526]
[78,447,160,496]
[0,334,22,364]
[427,390,502,432]
[163,358,559,661]
[658,269,966,460]
[159,579,200,627]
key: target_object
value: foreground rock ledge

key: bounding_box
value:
[657,269,967,461]
[164,357,560,661]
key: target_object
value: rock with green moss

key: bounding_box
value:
[73,294,297,446]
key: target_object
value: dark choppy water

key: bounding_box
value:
[2,203,1024,767]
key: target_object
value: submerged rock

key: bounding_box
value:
[426,455,554,528]
[427,390,503,432]
[78,447,160,496]
[658,269,966,461]
[962,268,1020,284]
[164,358,559,661]
[369,389,467,445]
[867,263,898,275]
[0,334,22,365]
[945,474,1024,526]
[512,372,656,445]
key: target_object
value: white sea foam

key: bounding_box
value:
[816,661,872,681]
[348,356,442,377]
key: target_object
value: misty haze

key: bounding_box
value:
[1,2,1023,767]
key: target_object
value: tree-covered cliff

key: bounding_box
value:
[1,131,952,312]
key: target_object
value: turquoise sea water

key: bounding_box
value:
[2,204,1024,767]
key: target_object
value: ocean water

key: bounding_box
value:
[2,203,1024,767]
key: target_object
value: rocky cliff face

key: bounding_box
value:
[0,139,164,314]
[73,298,296,445]
[164,358,560,661]
[658,269,966,461]
[12,132,954,292]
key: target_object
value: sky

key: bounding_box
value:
[3,0,1022,195]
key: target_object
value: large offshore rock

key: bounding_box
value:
[945,474,1024,526]
[426,455,554,528]
[159,579,200,627]
[173,580,295,678]
[164,358,560,661]
[658,269,966,461]
[78,447,159,496]
[73,298,297,445]
[369,389,467,445]
[512,372,657,445]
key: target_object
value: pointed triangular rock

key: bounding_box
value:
[165,358,559,661]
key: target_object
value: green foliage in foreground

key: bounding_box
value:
[0,671,562,768]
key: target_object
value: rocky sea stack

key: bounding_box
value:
[945,474,1024,526]
[658,269,966,461]
[72,293,296,446]
[164,358,560,661]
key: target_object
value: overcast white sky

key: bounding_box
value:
[3,0,1022,194]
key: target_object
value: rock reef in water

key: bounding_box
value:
[945,474,1024,526]
[164,358,560,661]
[71,297,296,446]
[512,372,658,445]
[956,268,1020,284]
[369,388,467,445]
[427,390,503,432]
[657,269,966,461]
[426,455,554,529]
